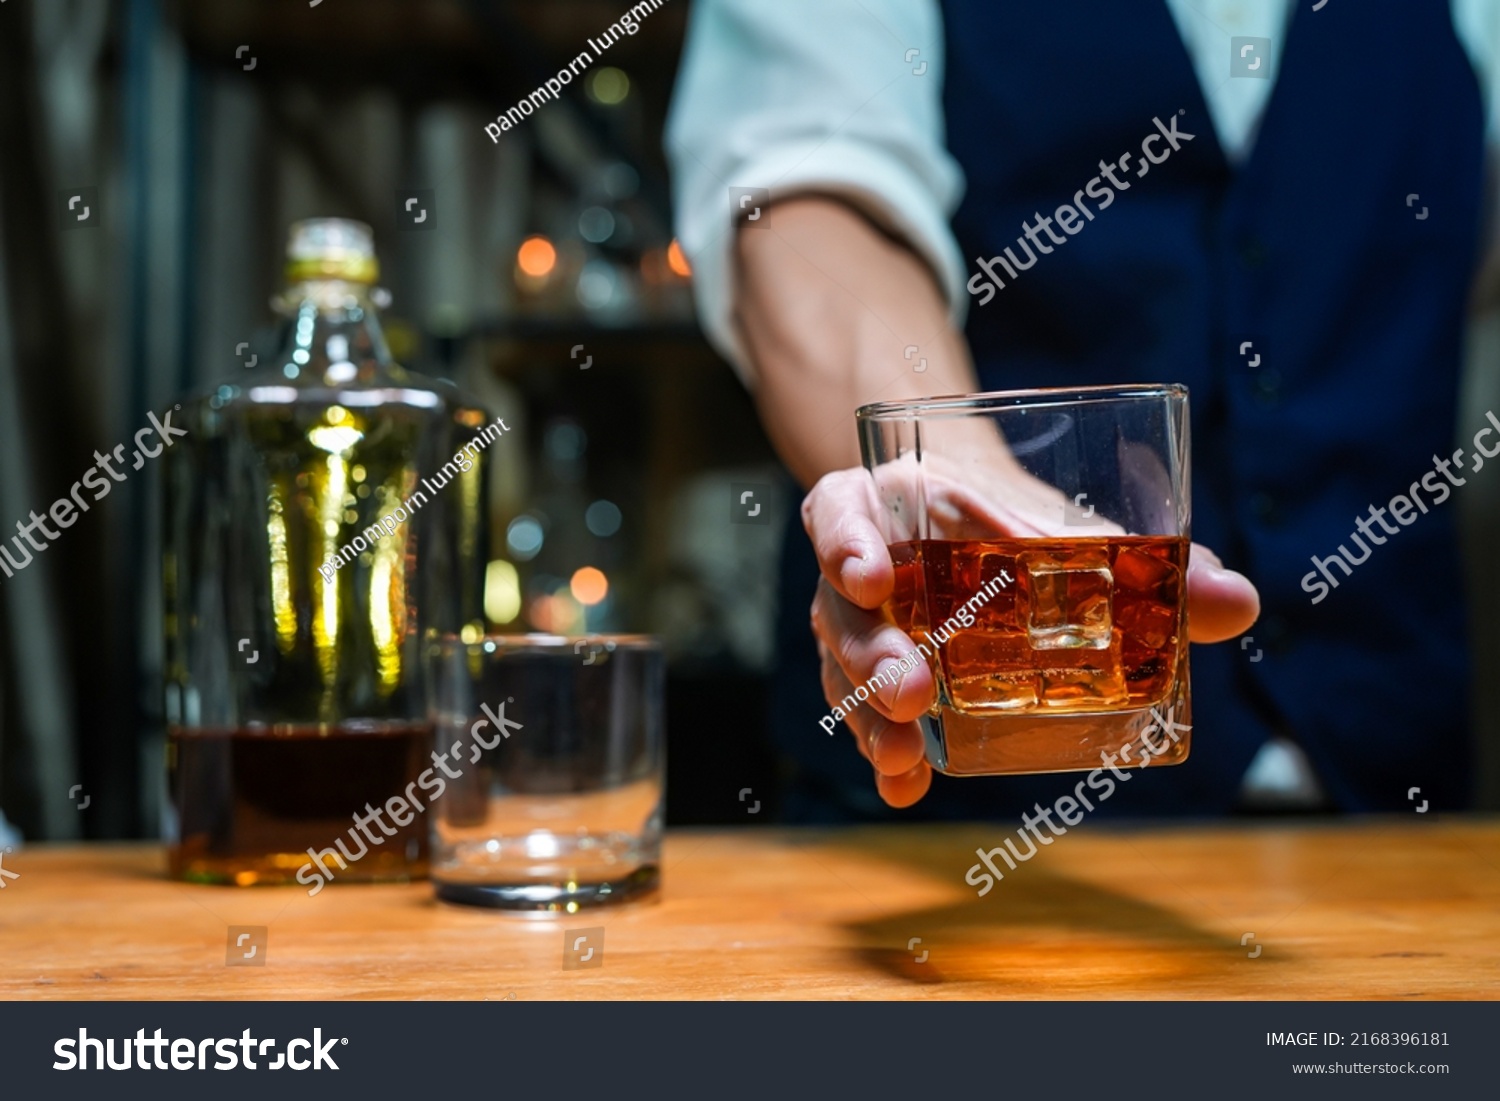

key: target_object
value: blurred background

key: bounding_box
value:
[0,0,787,842]
[2,0,1498,844]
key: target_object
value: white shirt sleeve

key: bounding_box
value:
[1451,0,1500,297]
[665,0,966,383]
[1453,0,1500,144]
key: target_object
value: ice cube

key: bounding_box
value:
[1113,543,1179,595]
[1021,549,1113,651]
[944,629,1037,712]
[972,551,1020,630]
[1035,633,1127,707]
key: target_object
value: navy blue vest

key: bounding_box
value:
[772,0,1482,817]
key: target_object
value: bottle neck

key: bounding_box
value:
[272,279,400,386]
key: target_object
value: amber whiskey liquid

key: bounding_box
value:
[887,536,1187,716]
[168,721,431,885]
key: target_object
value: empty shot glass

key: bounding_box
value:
[856,385,1191,776]
[427,634,664,910]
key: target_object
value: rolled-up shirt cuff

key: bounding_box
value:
[682,140,968,385]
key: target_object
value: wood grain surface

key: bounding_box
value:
[1,821,1497,1000]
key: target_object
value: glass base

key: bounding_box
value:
[924,675,1191,777]
[433,864,659,910]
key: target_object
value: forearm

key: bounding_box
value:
[731,196,977,488]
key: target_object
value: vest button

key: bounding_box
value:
[1240,240,1268,269]
[1251,491,1279,525]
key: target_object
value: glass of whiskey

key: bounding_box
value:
[856,385,1191,776]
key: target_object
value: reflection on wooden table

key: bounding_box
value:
[2,822,1497,1000]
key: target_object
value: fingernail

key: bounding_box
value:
[841,550,870,603]
[868,719,896,771]
[873,659,906,711]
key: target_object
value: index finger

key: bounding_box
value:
[800,469,893,610]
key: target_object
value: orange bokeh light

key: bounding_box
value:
[527,592,582,634]
[517,236,557,278]
[570,566,609,606]
[666,239,692,278]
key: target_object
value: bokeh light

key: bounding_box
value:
[484,559,522,624]
[506,516,544,561]
[588,67,630,105]
[667,239,692,278]
[570,566,609,606]
[578,207,616,244]
[576,259,619,309]
[529,590,583,634]
[517,235,557,278]
[585,499,622,537]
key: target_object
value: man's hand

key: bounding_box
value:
[734,196,1260,807]
[804,468,1261,808]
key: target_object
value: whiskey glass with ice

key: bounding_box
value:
[856,385,1191,776]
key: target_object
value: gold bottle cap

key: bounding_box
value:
[284,218,379,284]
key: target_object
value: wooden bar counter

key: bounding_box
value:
[1,821,1497,1000]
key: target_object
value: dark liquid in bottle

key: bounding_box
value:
[168,722,431,885]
